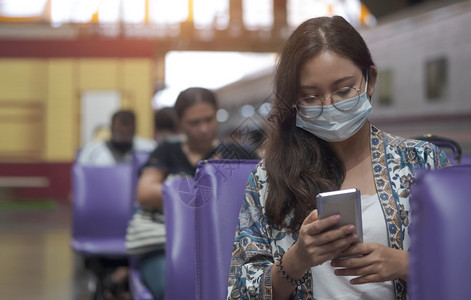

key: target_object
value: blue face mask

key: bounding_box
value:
[295,81,372,142]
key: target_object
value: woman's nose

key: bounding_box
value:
[321,95,334,106]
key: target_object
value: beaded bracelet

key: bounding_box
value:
[276,254,310,287]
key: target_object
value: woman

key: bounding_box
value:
[227,16,449,300]
[136,87,255,298]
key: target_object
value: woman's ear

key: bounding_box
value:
[366,66,378,99]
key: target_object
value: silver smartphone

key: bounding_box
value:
[316,188,363,243]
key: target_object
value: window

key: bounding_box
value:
[376,69,393,106]
[425,57,448,102]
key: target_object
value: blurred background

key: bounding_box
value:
[0,0,470,299]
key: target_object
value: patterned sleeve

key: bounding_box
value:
[431,144,450,168]
[397,140,450,173]
[227,165,275,300]
[420,141,450,169]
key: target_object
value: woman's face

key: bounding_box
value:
[179,102,218,148]
[298,50,373,104]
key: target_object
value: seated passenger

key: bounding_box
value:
[133,87,257,299]
[78,109,156,166]
[227,16,449,300]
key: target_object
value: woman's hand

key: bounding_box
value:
[136,168,166,210]
[288,210,359,271]
[330,243,409,284]
[272,210,358,300]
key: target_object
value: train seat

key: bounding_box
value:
[128,151,155,300]
[162,175,196,300]
[71,163,136,297]
[71,163,135,255]
[409,164,471,299]
[162,159,259,300]
[192,159,259,300]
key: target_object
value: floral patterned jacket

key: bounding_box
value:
[227,124,449,300]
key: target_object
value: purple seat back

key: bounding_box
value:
[133,151,151,169]
[71,163,135,256]
[409,164,471,300]
[129,152,154,300]
[193,159,259,300]
[461,154,471,165]
[162,176,196,300]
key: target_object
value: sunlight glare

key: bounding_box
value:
[243,0,273,30]
[150,0,188,24]
[98,0,120,23]
[153,51,276,108]
[0,0,48,17]
[122,0,145,24]
[68,0,100,23]
[193,0,229,29]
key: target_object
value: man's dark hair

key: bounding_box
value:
[111,110,135,126]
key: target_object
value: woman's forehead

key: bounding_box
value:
[181,102,216,122]
[299,51,360,86]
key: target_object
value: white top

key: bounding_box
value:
[311,193,395,300]
[77,136,156,166]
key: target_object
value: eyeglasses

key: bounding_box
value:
[296,76,365,119]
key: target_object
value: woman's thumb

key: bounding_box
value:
[303,209,318,225]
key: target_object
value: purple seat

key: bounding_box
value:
[162,175,196,300]
[129,151,155,300]
[193,159,259,300]
[409,164,471,300]
[133,151,151,170]
[162,160,258,300]
[71,163,136,298]
[461,154,471,165]
[71,163,135,256]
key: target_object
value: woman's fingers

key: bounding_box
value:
[330,243,409,283]
[297,211,360,267]
[331,254,368,269]
[303,209,319,225]
[316,225,357,244]
[333,242,370,261]
[304,214,341,235]
[316,234,359,257]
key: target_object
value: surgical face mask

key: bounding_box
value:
[295,80,372,142]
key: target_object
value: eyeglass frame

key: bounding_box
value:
[295,75,367,119]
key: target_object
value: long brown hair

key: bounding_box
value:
[264,16,375,232]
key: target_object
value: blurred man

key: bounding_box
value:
[78,110,156,165]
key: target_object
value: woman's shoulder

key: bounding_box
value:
[382,131,440,152]
[381,130,449,167]
[245,160,268,195]
[252,159,267,180]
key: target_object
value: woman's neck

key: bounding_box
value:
[328,122,371,170]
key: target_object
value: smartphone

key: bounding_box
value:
[316,188,363,243]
